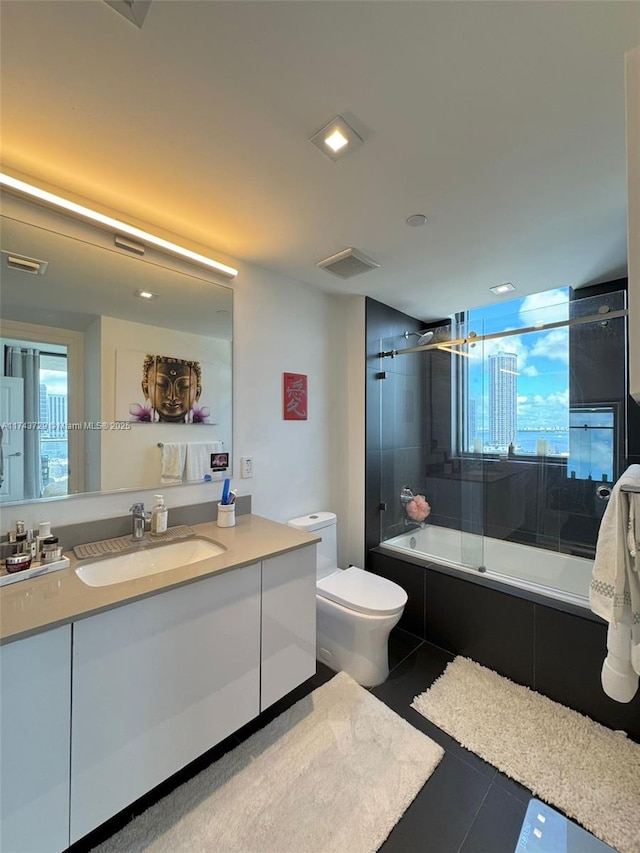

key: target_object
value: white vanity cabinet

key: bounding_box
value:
[70,562,262,843]
[261,544,316,711]
[0,625,72,853]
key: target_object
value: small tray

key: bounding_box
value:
[73,525,196,560]
[0,556,70,587]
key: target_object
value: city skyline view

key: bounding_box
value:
[465,287,570,451]
[38,362,69,490]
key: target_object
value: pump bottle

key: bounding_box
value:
[151,495,168,534]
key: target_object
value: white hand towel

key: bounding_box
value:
[590,465,640,624]
[161,443,186,484]
[185,441,224,482]
[628,493,640,563]
[590,466,640,692]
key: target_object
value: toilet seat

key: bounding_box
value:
[317,567,407,617]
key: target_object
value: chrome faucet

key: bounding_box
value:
[400,486,415,507]
[129,502,150,541]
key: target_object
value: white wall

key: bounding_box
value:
[626,46,640,402]
[0,257,366,569]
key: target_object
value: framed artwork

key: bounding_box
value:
[116,350,214,424]
[283,372,307,420]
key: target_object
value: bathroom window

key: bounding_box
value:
[567,405,616,482]
[457,288,570,459]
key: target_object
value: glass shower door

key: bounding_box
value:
[377,322,485,572]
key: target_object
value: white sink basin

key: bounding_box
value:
[75,538,226,587]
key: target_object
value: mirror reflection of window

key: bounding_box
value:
[1,340,68,501]
[39,351,69,496]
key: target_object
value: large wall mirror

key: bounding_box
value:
[0,192,233,505]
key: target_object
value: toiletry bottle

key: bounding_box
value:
[151,495,168,534]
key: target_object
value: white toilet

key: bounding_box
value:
[288,511,408,687]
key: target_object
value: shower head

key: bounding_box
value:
[404,330,434,346]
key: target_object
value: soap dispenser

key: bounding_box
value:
[151,495,168,534]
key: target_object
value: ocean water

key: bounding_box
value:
[476,430,569,456]
[475,428,614,480]
[514,430,568,456]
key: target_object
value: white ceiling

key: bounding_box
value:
[1,1,638,323]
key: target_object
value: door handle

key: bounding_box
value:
[7,452,22,458]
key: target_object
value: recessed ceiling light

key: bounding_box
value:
[325,130,349,153]
[490,282,516,295]
[136,289,157,299]
[406,214,428,227]
[310,115,363,161]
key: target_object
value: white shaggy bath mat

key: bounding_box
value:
[411,656,640,853]
[93,672,443,853]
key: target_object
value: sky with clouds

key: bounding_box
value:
[40,367,67,397]
[466,288,570,430]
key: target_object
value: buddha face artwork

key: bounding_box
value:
[139,354,203,423]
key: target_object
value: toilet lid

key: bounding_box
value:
[317,567,408,616]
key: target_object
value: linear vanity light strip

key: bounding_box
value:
[0,173,238,279]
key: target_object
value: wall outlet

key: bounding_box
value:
[240,456,254,478]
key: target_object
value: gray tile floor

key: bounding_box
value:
[74,630,544,853]
[372,632,531,853]
[238,628,533,853]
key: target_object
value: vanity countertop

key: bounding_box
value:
[0,514,320,645]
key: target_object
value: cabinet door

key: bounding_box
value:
[0,625,71,853]
[261,545,316,711]
[70,564,261,843]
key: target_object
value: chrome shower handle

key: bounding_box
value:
[400,486,415,506]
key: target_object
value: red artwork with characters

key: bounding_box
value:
[283,372,308,420]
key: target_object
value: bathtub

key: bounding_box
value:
[380,524,594,610]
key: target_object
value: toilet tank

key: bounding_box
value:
[287,511,337,580]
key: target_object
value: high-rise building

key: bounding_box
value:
[488,351,517,447]
[39,383,49,436]
[47,394,67,438]
[467,398,478,451]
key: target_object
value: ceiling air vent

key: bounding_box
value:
[103,0,152,29]
[317,248,380,279]
[2,251,48,275]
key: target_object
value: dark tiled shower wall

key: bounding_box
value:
[369,548,640,742]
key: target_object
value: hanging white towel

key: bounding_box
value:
[185,441,224,482]
[627,492,640,560]
[590,465,640,624]
[161,443,186,484]
[590,465,640,699]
